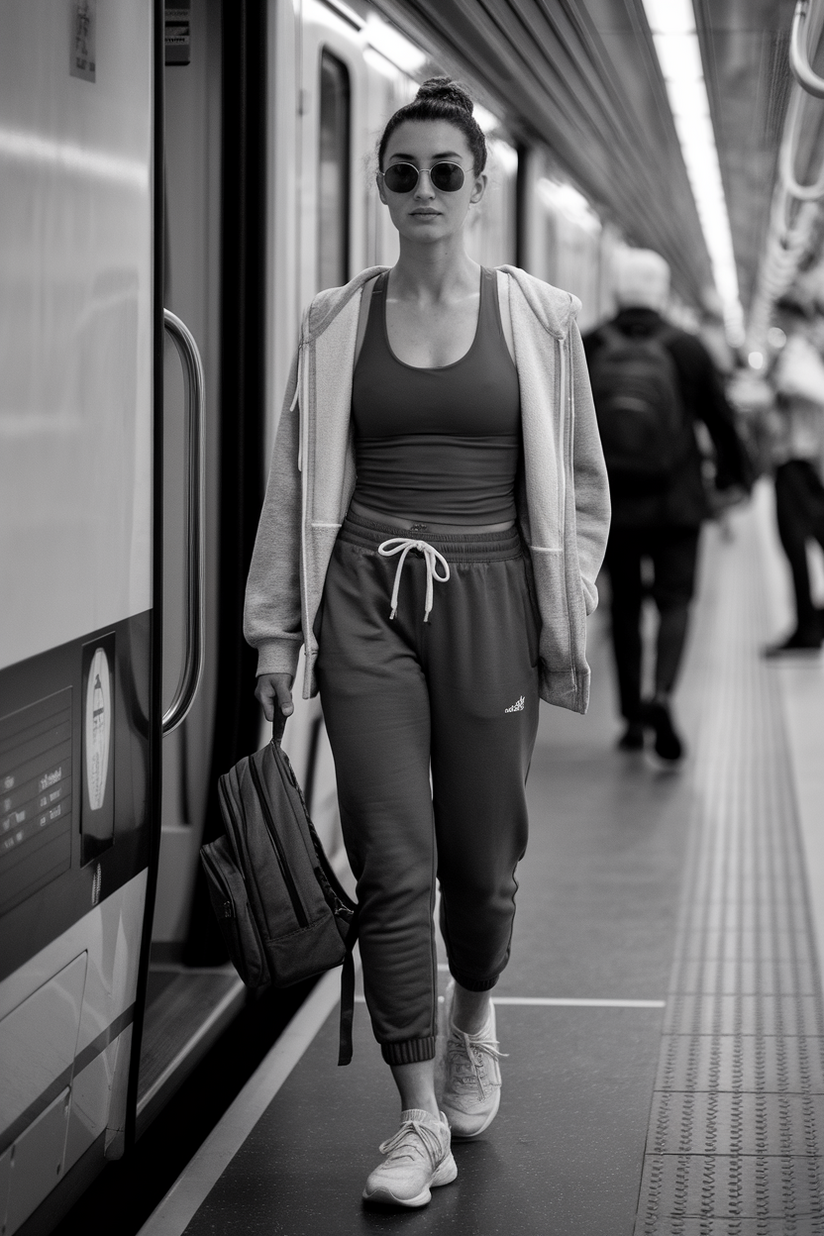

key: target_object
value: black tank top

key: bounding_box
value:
[351,268,521,524]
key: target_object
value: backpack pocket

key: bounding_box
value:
[200,836,270,988]
[262,914,348,987]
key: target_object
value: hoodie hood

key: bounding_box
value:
[302,265,580,344]
[304,267,388,342]
[500,266,580,339]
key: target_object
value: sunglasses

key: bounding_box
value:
[380,161,466,194]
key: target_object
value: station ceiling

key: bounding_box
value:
[382,0,813,319]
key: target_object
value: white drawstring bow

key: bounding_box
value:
[377,538,451,623]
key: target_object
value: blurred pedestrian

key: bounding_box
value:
[764,296,824,655]
[584,248,750,761]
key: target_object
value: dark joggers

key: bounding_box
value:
[314,513,541,1066]
[774,459,824,638]
[604,525,700,722]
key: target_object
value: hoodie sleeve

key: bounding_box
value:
[243,343,305,678]
[568,320,611,614]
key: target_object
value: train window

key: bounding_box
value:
[318,50,351,291]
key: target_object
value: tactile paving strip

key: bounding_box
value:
[634,515,824,1234]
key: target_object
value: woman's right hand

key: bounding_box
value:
[255,672,294,743]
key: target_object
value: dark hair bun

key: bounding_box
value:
[415,77,474,116]
[378,75,487,176]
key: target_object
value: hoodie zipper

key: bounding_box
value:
[297,333,312,673]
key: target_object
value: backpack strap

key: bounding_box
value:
[337,908,359,1066]
[600,322,625,346]
[601,319,672,346]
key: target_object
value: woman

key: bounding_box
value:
[245,78,610,1208]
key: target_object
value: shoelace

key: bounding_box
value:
[377,538,451,623]
[378,1116,446,1166]
[447,1029,507,1100]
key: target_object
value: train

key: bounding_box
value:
[0,0,811,1232]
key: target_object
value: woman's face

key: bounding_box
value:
[377,119,486,246]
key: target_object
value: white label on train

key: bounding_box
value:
[85,646,111,811]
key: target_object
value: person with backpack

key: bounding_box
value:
[584,248,750,761]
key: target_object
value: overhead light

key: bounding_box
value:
[365,15,426,75]
[641,0,745,345]
[363,48,406,81]
[489,138,519,177]
[538,178,602,234]
[473,103,502,134]
[665,79,709,118]
[312,0,364,29]
[642,0,695,35]
[652,33,704,83]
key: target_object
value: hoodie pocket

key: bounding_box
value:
[526,546,573,672]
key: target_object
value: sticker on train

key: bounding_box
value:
[81,634,115,863]
[70,0,96,83]
[85,647,111,810]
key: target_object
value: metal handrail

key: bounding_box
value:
[790,0,824,97]
[162,309,206,735]
[747,0,824,352]
[779,85,824,199]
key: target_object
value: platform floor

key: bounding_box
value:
[139,487,824,1236]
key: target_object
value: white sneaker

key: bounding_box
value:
[362,1109,457,1207]
[438,981,504,1138]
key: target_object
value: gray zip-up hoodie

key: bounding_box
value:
[244,265,610,713]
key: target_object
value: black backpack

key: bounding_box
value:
[201,741,358,1064]
[589,323,688,485]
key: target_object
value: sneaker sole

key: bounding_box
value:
[362,1154,458,1207]
[443,1086,501,1139]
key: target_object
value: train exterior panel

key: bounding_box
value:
[0,2,159,1232]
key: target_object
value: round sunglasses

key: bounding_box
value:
[380,161,466,195]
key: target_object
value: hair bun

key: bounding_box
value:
[415,77,474,116]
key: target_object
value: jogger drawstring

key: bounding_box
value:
[377,538,451,623]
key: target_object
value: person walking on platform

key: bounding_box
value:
[763,296,824,655]
[584,248,750,761]
[244,78,610,1209]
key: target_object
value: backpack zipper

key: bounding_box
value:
[201,845,235,919]
[247,756,309,929]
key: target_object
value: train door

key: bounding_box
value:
[518,147,609,332]
[297,2,368,305]
[137,0,360,1140]
[135,0,270,1131]
[464,123,520,270]
[261,0,374,864]
[0,3,161,1231]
